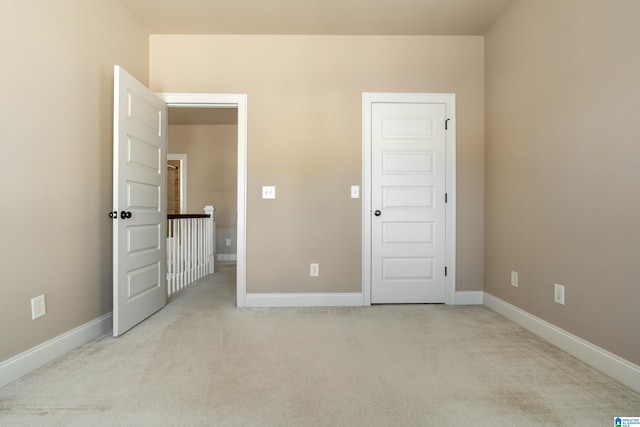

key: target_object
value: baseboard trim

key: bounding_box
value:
[217,253,237,261]
[483,292,640,394]
[0,312,112,389]
[455,291,483,305]
[245,292,364,308]
[245,291,484,307]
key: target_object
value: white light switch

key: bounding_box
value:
[262,186,276,199]
[351,185,360,199]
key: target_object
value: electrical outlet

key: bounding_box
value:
[511,271,519,288]
[310,263,319,277]
[226,238,232,246]
[554,283,565,305]
[31,295,46,320]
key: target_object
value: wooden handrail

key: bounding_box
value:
[167,214,210,219]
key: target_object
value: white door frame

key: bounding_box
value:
[362,93,456,305]
[158,93,248,308]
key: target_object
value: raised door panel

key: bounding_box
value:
[113,66,167,336]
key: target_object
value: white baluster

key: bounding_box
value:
[166,210,216,296]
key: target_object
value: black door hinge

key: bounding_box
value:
[445,266,448,276]
[445,119,450,130]
[445,193,448,203]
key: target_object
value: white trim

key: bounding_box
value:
[244,293,364,308]
[455,291,483,305]
[362,93,456,306]
[0,313,112,389]
[158,93,248,308]
[217,253,237,261]
[484,293,640,395]
[167,154,187,214]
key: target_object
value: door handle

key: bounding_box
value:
[120,211,132,219]
[109,211,117,219]
[374,210,382,216]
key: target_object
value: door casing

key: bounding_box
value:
[167,153,187,214]
[158,93,248,308]
[362,93,456,305]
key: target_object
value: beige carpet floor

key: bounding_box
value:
[0,263,638,426]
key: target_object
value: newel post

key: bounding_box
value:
[203,205,216,273]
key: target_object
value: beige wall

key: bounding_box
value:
[0,0,148,361]
[168,124,238,254]
[150,35,485,294]
[485,0,640,364]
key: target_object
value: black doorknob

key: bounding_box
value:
[120,211,132,219]
[108,211,117,219]
[374,210,382,216]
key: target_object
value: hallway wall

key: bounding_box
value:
[169,124,238,256]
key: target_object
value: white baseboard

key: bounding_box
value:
[455,291,483,305]
[245,291,483,307]
[0,312,112,389]
[245,292,364,308]
[483,293,640,395]
[217,253,237,261]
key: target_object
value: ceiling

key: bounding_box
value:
[118,0,514,36]
[168,107,238,125]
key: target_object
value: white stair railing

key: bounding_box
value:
[167,206,215,297]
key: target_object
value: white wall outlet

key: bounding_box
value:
[351,185,360,199]
[310,263,319,277]
[226,238,232,246]
[554,283,565,305]
[511,271,519,287]
[31,295,46,320]
[262,186,276,199]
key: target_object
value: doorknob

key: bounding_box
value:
[120,211,132,219]
[109,211,117,219]
[374,210,382,216]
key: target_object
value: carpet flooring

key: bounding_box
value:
[1,263,638,426]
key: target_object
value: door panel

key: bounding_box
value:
[113,66,167,336]
[371,102,446,303]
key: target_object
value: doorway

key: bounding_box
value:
[362,93,456,305]
[167,107,238,261]
[159,93,248,308]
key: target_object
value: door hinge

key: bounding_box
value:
[445,266,448,276]
[445,118,450,130]
[445,193,448,203]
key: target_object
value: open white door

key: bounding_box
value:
[113,66,167,336]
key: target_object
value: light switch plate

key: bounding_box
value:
[351,185,360,199]
[262,186,276,199]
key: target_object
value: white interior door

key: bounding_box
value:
[371,102,447,303]
[113,66,167,336]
